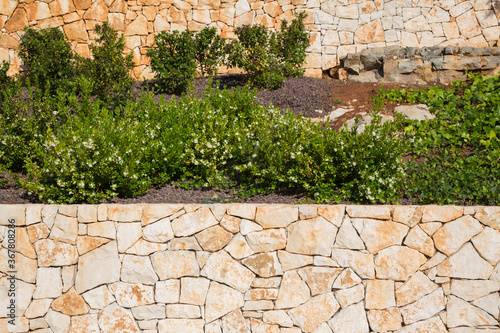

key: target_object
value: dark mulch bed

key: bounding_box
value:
[1,75,422,204]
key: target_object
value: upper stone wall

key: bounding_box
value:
[1,0,500,79]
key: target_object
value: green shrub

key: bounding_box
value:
[276,12,309,78]
[147,30,197,94]
[79,22,135,107]
[0,61,12,88]
[18,27,76,93]
[194,27,226,77]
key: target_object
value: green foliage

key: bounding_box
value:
[0,61,12,88]
[194,27,226,77]
[275,12,309,78]
[147,30,197,94]
[80,22,135,107]
[18,27,76,93]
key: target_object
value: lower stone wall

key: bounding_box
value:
[1,204,499,332]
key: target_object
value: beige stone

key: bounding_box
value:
[331,249,375,279]
[0,0,16,17]
[0,249,37,284]
[422,205,463,222]
[3,227,36,258]
[475,207,500,230]
[317,206,344,227]
[335,216,365,250]
[109,0,128,13]
[166,304,201,318]
[151,250,199,279]
[99,302,139,332]
[121,254,158,285]
[141,204,183,225]
[288,293,340,333]
[25,2,51,21]
[367,308,402,332]
[432,215,483,255]
[393,206,423,227]
[155,279,180,303]
[450,279,500,301]
[82,0,109,21]
[74,0,92,10]
[35,238,78,267]
[472,292,500,318]
[46,309,71,333]
[263,310,293,327]
[195,225,233,251]
[235,0,251,16]
[33,267,62,299]
[298,266,342,296]
[374,246,427,280]
[0,277,34,317]
[70,314,100,333]
[352,219,409,254]
[142,217,174,243]
[436,242,493,279]
[125,239,168,255]
[395,271,438,306]
[180,277,210,305]
[263,1,283,17]
[404,225,435,257]
[26,205,42,225]
[170,236,202,250]
[41,206,58,229]
[246,228,286,253]
[298,206,317,220]
[153,14,170,32]
[456,9,482,38]
[277,250,314,270]
[235,11,255,27]
[131,304,165,320]
[220,214,240,233]
[82,285,115,309]
[420,252,447,270]
[50,214,78,244]
[287,217,337,256]
[222,309,251,332]
[205,282,244,322]
[242,252,283,277]
[158,319,204,333]
[400,288,445,325]
[25,298,52,319]
[112,282,155,308]
[328,302,369,333]
[243,300,274,311]
[107,204,142,222]
[346,205,390,220]
[365,279,396,310]
[76,235,110,255]
[4,8,27,35]
[75,241,121,293]
[87,221,116,239]
[335,284,364,307]
[471,226,500,265]
[201,250,255,292]
[0,33,18,49]
[171,208,218,236]
[447,295,498,327]
[240,219,263,235]
[252,277,282,288]
[227,204,256,220]
[395,316,447,333]
[61,265,76,292]
[275,270,310,309]
[420,222,442,236]
[51,287,89,315]
[225,233,254,259]
[254,205,298,228]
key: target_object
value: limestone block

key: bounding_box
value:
[74,0,92,10]
[246,228,286,253]
[180,277,210,305]
[222,309,251,332]
[278,250,314,271]
[447,295,498,327]
[242,252,283,277]
[227,205,256,220]
[225,233,255,259]
[171,208,218,236]
[35,238,78,267]
[70,314,100,332]
[374,246,426,281]
[289,293,340,333]
[263,1,283,17]
[82,285,115,309]
[125,239,167,255]
[46,309,71,333]
[395,271,438,306]
[235,0,251,16]
[471,227,500,264]
[50,214,78,245]
[51,288,89,315]
[365,279,396,310]
[346,205,390,220]
[450,2,473,17]
[112,282,155,308]
[422,205,463,222]
[142,217,173,243]
[456,9,482,38]
[155,279,180,303]
[121,254,158,285]
[404,225,435,256]
[328,302,368,333]
[252,277,282,288]
[436,242,493,279]
[263,310,293,327]
[0,249,37,284]
[331,249,375,279]
[33,267,62,299]
[0,0,16,17]
[196,225,233,251]
[108,204,142,222]
[472,292,500,319]
[335,283,364,308]
[286,217,337,256]
[367,308,402,332]
[442,22,461,39]
[432,215,483,255]
[298,266,342,296]
[475,207,500,230]
[335,216,365,250]
[254,205,298,229]
[166,304,201,318]
[98,303,140,332]
[400,288,445,325]
[151,250,199,280]
[201,250,255,292]
[205,282,244,322]
[450,279,500,301]
[317,206,344,227]
[25,299,52,319]
[108,12,126,31]
[352,219,409,254]
[3,227,36,259]
[395,316,447,333]
[275,270,310,309]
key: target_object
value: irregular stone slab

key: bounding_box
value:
[289,293,340,333]
[436,242,493,279]
[472,292,500,319]
[76,235,110,255]
[87,221,116,239]
[331,249,375,279]
[298,205,318,220]
[404,225,436,257]
[98,302,139,333]
[3,227,36,258]
[243,300,274,311]
[121,254,158,285]
[180,277,210,306]
[142,217,174,243]
[246,228,286,253]
[432,215,483,255]
[317,206,344,227]
[46,309,71,333]
[252,277,282,288]
[420,222,442,236]
[70,314,99,333]
[346,205,390,220]
[142,204,183,225]
[393,206,424,228]
[33,267,62,299]
[25,298,52,318]
[125,239,167,255]
[50,214,78,244]
[222,309,251,333]
[0,277,34,317]
[0,205,25,226]
[312,323,333,333]
[240,219,263,235]
[420,252,447,270]
[77,205,98,223]
[107,204,142,222]
[82,285,115,309]
[367,308,402,332]
[205,320,222,333]
[395,104,436,120]
[26,205,42,225]
[352,219,409,254]
[447,295,498,327]
[422,205,463,222]
[195,225,233,252]
[51,287,89,315]
[201,250,255,292]
[471,227,500,265]
[220,214,241,233]
[298,266,342,296]
[287,217,337,256]
[112,282,155,308]
[335,216,365,250]
[450,279,500,301]
[151,250,199,280]
[244,287,278,300]
[131,304,166,320]
[255,205,298,228]
[335,284,364,308]
[35,238,78,266]
[155,279,180,303]
[41,205,58,228]
[375,246,426,281]
[395,316,447,333]
[225,233,255,259]
[475,207,500,230]
[170,236,202,251]
[278,251,314,271]
[242,252,283,277]
[205,282,244,322]
[116,222,142,253]
[263,310,294,327]
[365,279,396,309]
[328,302,368,333]
[396,271,438,306]
[400,288,445,325]
[166,304,201,318]
[75,241,121,293]
[209,205,226,222]
[275,270,310,309]
[0,248,37,283]
[27,222,50,243]
[171,208,218,237]
[227,204,256,220]
[332,268,362,289]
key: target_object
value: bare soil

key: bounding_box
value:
[0,75,439,204]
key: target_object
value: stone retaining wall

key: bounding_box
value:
[1,204,500,332]
[1,0,500,79]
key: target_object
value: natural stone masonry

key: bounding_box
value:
[1,0,500,79]
[0,204,499,332]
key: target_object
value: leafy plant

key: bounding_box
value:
[18,27,76,93]
[147,30,197,94]
[275,12,309,78]
[194,27,226,77]
[0,61,12,88]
